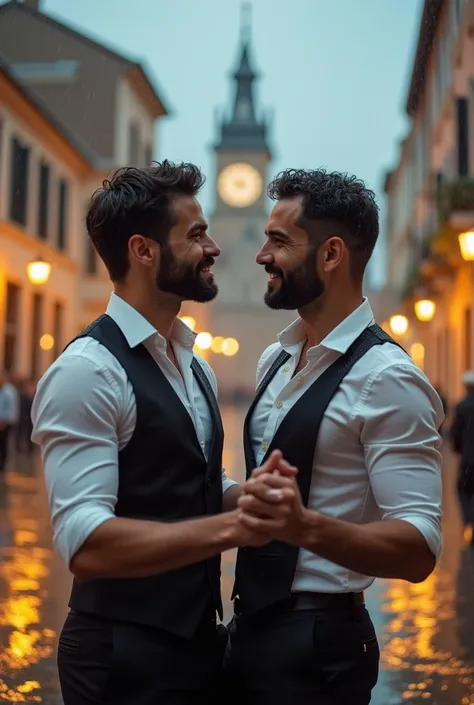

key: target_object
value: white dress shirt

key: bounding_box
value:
[31,293,236,567]
[250,298,444,594]
[0,382,19,424]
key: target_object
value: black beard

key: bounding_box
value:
[156,246,218,303]
[264,250,324,310]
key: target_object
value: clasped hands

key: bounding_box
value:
[236,449,307,547]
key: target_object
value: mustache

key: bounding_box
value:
[264,263,283,276]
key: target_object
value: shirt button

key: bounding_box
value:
[283,366,290,373]
[275,400,283,409]
[261,443,268,452]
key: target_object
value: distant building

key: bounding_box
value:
[379,0,474,403]
[199,8,293,398]
[0,0,169,379]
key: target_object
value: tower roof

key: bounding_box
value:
[215,3,270,154]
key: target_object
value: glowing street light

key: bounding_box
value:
[414,299,436,322]
[39,334,54,351]
[195,332,213,350]
[222,338,239,356]
[179,315,196,330]
[459,229,474,261]
[211,336,225,353]
[26,256,51,285]
[410,341,425,368]
[389,314,409,336]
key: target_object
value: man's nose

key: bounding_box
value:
[256,246,273,265]
[204,237,221,258]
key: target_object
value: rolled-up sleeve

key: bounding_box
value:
[31,355,122,567]
[359,363,444,561]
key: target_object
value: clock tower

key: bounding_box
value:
[208,5,293,397]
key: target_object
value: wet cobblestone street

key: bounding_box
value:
[1,404,474,704]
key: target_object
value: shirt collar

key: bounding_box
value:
[105,293,197,350]
[277,297,375,355]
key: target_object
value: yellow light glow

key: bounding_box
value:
[195,332,213,350]
[222,337,239,356]
[410,342,425,368]
[39,334,54,351]
[458,229,474,261]
[26,257,51,285]
[389,314,409,336]
[211,336,225,353]
[414,299,436,322]
[179,315,196,330]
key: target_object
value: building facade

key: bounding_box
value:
[0,0,168,379]
[380,0,474,405]
[197,13,293,397]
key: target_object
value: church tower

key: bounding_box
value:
[208,5,293,397]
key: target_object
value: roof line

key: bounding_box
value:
[0,51,97,166]
[0,0,170,115]
[406,0,444,116]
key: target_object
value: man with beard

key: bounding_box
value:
[225,169,444,705]
[31,162,286,705]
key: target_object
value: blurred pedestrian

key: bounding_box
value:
[449,370,474,543]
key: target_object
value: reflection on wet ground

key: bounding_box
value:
[1,405,474,703]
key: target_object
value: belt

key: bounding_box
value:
[289,591,365,611]
[234,591,365,618]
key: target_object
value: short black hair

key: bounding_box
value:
[86,160,205,281]
[267,168,379,277]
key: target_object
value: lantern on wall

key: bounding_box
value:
[26,256,51,285]
[414,298,436,322]
[458,229,474,262]
[389,314,409,336]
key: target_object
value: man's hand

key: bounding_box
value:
[227,450,299,547]
[238,464,308,546]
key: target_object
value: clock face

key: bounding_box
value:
[217,162,263,208]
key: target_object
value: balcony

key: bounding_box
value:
[437,178,474,230]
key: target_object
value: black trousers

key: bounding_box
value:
[57,610,227,705]
[225,599,380,705]
[0,425,10,471]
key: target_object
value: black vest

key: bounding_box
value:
[67,315,224,638]
[233,324,402,617]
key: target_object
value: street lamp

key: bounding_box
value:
[26,256,51,285]
[222,338,239,356]
[458,229,474,262]
[389,314,409,336]
[414,298,436,322]
[195,332,213,350]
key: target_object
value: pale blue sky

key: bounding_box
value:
[16,0,423,286]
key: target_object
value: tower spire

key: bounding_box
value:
[240,2,251,43]
[215,2,270,153]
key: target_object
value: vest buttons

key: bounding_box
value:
[206,479,212,490]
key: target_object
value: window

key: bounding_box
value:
[86,238,98,275]
[128,122,140,166]
[30,292,43,380]
[3,282,21,372]
[37,160,50,239]
[57,178,68,250]
[52,301,63,361]
[464,307,472,371]
[456,97,469,177]
[145,144,153,166]
[9,137,30,226]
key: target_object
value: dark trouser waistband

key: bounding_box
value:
[234,591,365,618]
[289,591,365,611]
